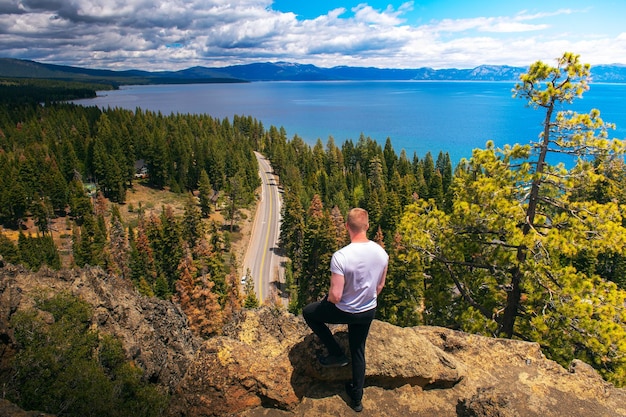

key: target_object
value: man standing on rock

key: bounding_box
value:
[303,208,389,412]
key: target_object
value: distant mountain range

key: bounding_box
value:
[1,57,626,85]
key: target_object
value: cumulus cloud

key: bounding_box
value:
[352,3,407,25]
[0,0,623,70]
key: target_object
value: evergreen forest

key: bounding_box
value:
[1,53,626,416]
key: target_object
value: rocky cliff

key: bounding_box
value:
[1,263,625,417]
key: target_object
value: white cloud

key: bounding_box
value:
[481,21,548,33]
[431,15,548,34]
[352,3,405,26]
[0,1,623,70]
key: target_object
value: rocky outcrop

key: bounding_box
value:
[167,308,464,416]
[1,264,625,416]
[170,308,626,417]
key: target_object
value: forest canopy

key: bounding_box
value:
[0,77,114,105]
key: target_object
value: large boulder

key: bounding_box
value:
[169,308,626,417]
[168,309,463,416]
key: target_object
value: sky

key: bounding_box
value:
[1,0,625,71]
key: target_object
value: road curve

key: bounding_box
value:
[242,152,284,303]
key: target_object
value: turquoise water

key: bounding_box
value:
[76,81,626,165]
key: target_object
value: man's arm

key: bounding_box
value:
[328,272,345,304]
[376,266,388,295]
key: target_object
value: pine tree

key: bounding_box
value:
[30,197,52,235]
[330,205,348,248]
[129,218,157,296]
[17,232,60,270]
[297,195,337,309]
[197,169,213,218]
[0,161,28,228]
[373,226,384,247]
[377,232,423,326]
[193,237,226,304]
[91,118,126,202]
[182,193,204,249]
[222,268,242,321]
[397,53,626,385]
[243,269,259,308]
[156,206,184,293]
[40,158,68,214]
[68,179,92,225]
[73,209,106,268]
[383,137,397,182]
[225,173,245,232]
[380,189,402,241]
[106,207,129,278]
[154,274,170,299]
[175,245,223,337]
[147,128,169,189]
[0,231,19,265]
[428,170,444,207]
[279,190,305,273]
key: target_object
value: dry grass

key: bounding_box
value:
[121,183,191,226]
[1,182,256,271]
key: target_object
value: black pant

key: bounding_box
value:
[302,298,375,401]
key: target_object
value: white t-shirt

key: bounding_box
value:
[330,240,389,313]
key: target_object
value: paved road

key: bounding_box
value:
[242,152,285,303]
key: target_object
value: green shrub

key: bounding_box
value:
[8,292,168,417]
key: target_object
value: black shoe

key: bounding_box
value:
[350,400,363,412]
[345,382,363,412]
[318,354,349,368]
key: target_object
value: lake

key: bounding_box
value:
[74,81,626,165]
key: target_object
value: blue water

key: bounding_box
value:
[75,81,626,165]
